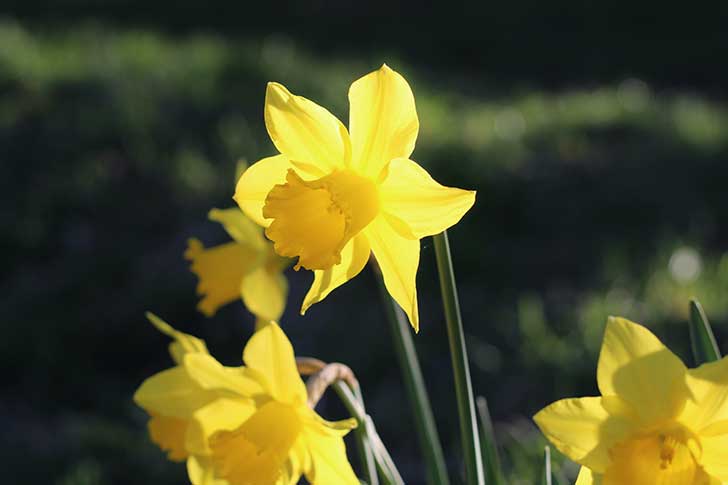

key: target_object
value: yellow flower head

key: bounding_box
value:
[185,207,289,322]
[534,317,728,485]
[133,314,359,485]
[235,64,476,331]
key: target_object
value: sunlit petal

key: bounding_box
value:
[187,456,228,485]
[241,265,288,322]
[183,353,267,398]
[379,158,476,238]
[366,215,420,331]
[265,82,350,173]
[146,312,209,365]
[133,366,217,418]
[596,317,688,423]
[533,397,634,473]
[680,356,728,432]
[302,422,359,485]
[348,64,418,178]
[208,207,265,250]
[186,398,257,456]
[242,321,307,405]
[301,234,370,314]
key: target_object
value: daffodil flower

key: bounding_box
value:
[234,64,475,331]
[134,314,359,485]
[186,207,289,322]
[534,317,728,485]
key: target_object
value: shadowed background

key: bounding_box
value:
[2,2,728,483]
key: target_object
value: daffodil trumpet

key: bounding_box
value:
[535,316,728,485]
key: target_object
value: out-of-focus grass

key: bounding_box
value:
[2,20,728,484]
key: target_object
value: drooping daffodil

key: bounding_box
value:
[186,207,289,322]
[534,317,728,485]
[234,64,475,331]
[134,313,359,485]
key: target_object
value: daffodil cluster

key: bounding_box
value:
[134,314,359,485]
[535,317,728,485]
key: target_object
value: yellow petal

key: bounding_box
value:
[242,321,307,405]
[366,215,420,331]
[185,238,260,317]
[348,64,419,178]
[533,397,634,472]
[234,154,300,227]
[265,82,350,173]
[187,456,229,485]
[596,316,688,423]
[134,366,217,418]
[183,353,267,398]
[379,158,476,238]
[146,312,209,365]
[147,414,189,462]
[700,433,728,480]
[210,401,302,485]
[208,207,265,250]
[302,422,359,485]
[241,265,288,322]
[575,467,602,485]
[301,234,371,314]
[186,398,257,456]
[680,356,728,432]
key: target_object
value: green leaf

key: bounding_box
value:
[688,299,721,365]
[475,396,504,485]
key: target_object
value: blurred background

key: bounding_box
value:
[2,2,728,483]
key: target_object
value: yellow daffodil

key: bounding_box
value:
[534,317,728,485]
[185,207,289,321]
[234,64,475,331]
[134,314,359,485]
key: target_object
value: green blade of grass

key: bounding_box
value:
[475,396,504,485]
[688,299,721,365]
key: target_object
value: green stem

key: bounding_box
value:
[333,381,403,485]
[372,263,451,485]
[433,231,484,485]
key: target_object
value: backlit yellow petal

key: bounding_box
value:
[186,398,257,456]
[146,312,209,364]
[147,414,189,462]
[242,321,307,405]
[134,366,217,418]
[379,158,476,238]
[241,265,288,322]
[265,82,350,173]
[234,154,300,227]
[301,234,371,314]
[210,401,302,485]
[185,238,261,317]
[183,353,267,398]
[680,356,728,432]
[700,433,728,480]
[533,397,634,472]
[575,467,602,485]
[187,455,229,485]
[208,207,265,250]
[596,317,688,424]
[303,424,359,485]
[348,64,419,178]
[366,215,420,331]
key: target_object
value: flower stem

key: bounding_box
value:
[432,231,484,485]
[372,262,451,485]
[333,381,403,485]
